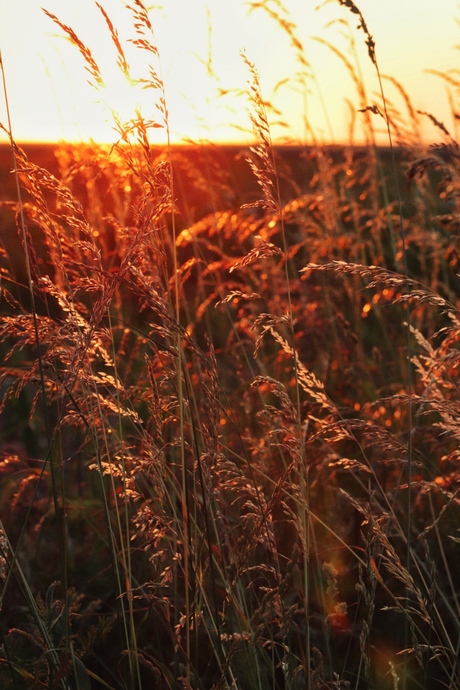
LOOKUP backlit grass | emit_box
[0,2,460,689]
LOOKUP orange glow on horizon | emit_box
[1,1,459,147]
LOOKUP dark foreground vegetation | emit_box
[1,1,460,689]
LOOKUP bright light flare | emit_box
[0,0,459,145]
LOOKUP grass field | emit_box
[1,1,460,689]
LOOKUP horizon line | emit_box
[0,137,401,149]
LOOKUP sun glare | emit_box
[0,0,459,145]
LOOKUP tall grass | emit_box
[1,1,460,689]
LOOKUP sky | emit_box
[0,0,459,146]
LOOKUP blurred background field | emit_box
[1,2,460,689]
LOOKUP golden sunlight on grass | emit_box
[1,2,460,689]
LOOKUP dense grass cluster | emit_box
[1,1,460,688]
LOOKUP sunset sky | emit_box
[0,0,458,145]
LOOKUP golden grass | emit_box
[0,2,460,689]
